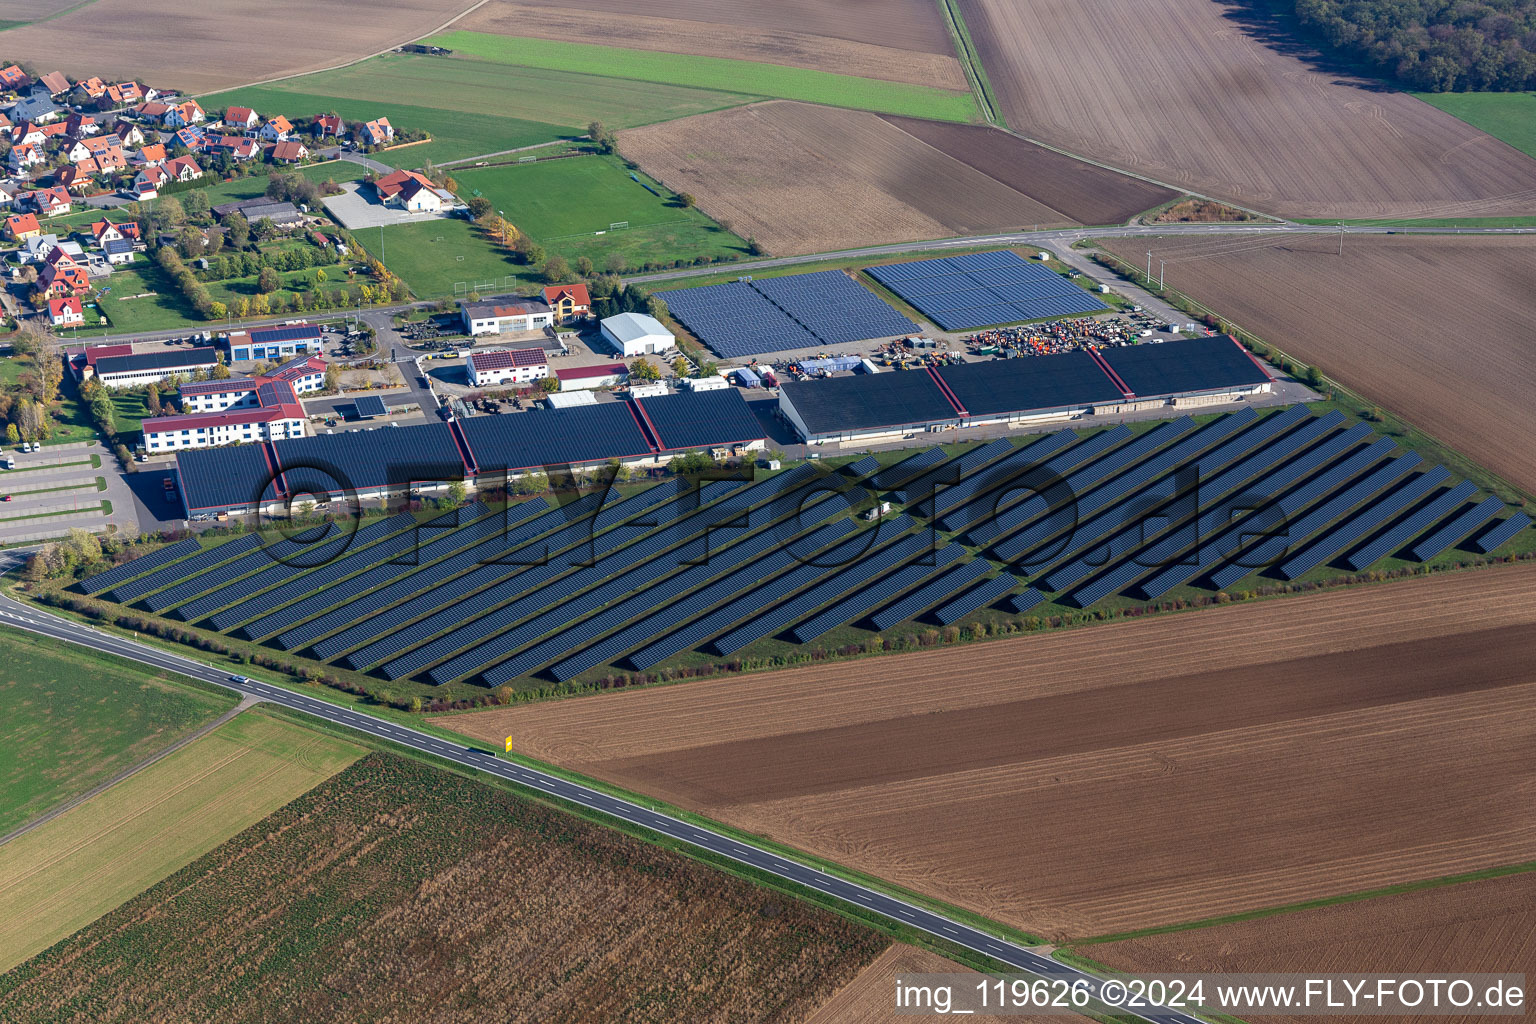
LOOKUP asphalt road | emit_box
[0,584,1199,1024]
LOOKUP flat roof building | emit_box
[466,347,549,387]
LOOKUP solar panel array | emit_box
[1472,512,1531,555]
[789,543,968,644]
[107,533,266,603]
[663,271,918,358]
[79,538,202,595]
[868,557,993,631]
[145,525,339,615]
[932,573,1018,625]
[1278,466,1448,580]
[1342,480,1477,570]
[1408,494,1503,563]
[865,250,1107,331]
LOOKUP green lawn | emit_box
[86,263,199,335]
[0,632,236,837]
[426,32,982,122]
[1418,91,1536,160]
[375,217,527,299]
[455,155,747,273]
[0,356,98,446]
[200,53,758,168]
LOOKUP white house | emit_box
[142,404,306,451]
[459,298,555,336]
[47,295,83,327]
[600,312,674,357]
[466,347,549,387]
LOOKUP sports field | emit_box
[0,710,363,971]
[201,53,759,168]
[455,155,746,270]
[426,32,982,122]
[0,634,235,837]
[375,217,525,299]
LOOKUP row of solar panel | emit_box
[145,525,339,613]
[106,532,266,603]
[79,538,202,595]
[864,249,1023,282]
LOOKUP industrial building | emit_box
[465,348,549,387]
[73,343,221,388]
[555,362,628,391]
[223,323,323,362]
[172,388,767,516]
[778,335,1273,444]
[600,312,673,356]
[459,298,555,336]
[177,355,327,412]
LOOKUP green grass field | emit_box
[1417,91,1536,160]
[455,155,747,273]
[0,632,236,837]
[375,217,527,299]
[201,53,759,168]
[427,32,982,122]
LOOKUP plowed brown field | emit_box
[959,0,1536,219]
[452,565,1536,940]
[1086,870,1536,1024]
[451,2,967,90]
[1102,233,1536,496]
[620,101,1159,254]
[0,0,478,93]
[807,945,1070,1024]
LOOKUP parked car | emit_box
[1,495,10,502]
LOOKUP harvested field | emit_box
[0,0,480,93]
[958,0,1536,219]
[474,0,957,56]
[451,2,967,90]
[0,711,362,972]
[881,116,1176,227]
[619,101,1080,255]
[452,564,1536,940]
[807,945,1063,1024]
[1101,233,1536,496]
[0,753,886,1023]
[1085,870,1536,1024]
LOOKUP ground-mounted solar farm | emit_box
[73,402,1531,704]
[865,250,1110,331]
[661,269,919,358]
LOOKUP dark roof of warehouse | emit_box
[459,401,652,472]
[177,443,275,511]
[638,389,764,450]
[94,346,220,376]
[938,351,1124,416]
[781,371,958,434]
[273,422,463,495]
[1099,335,1270,398]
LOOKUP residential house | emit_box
[135,142,167,165]
[64,112,98,136]
[257,114,293,142]
[0,112,10,130]
[134,100,170,121]
[206,135,258,161]
[102,236,135,265]
[37,258,90,298]
[542,283,591,323]
[12,90,60,124]
[55,164,96,193]
[312,113,342,137]
[162,100,205,129]
[466,347,549,387]
[7,143,44,173]
[165,155,203,181]
[47,295,84,327]
[129,165,166,199]
[62,137,95,162]
[91,147,127,174]
[0,65,28,90]
[172,125,206,150]
[29,187,71,217]
[114,121,144,146]
[6,212,41,241]
[35,71,70,97]
[353,116,393,147]
[0,182,17,207]
[372,168,450,212]
[266,140,308,164]
[107,81,144,105]
[222,105,258,129]
[10,122,44,147]
[76,77,107,99]
[90,220,125,246]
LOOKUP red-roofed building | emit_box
[29,186,72,217]
[353,116,393,147]
[554,362,628,391]
[372,167,450,212]
[47,295,84,327]
[37,259,91,298]
[223,105,258,129]
[165,155,203,181]
[64,112,98,136]
[163,99,205,129]
[36,71,71,96]
[459,297,555,335]
[114,120,144,146]
[266,139,309,164]
[466,347,549,387]
[0,65,28,89]
[313,113,343,137]
[142,403,306,451]
[135,141,166,166]
[258,114,293,142]
[76,76,107,98]
[542,283,591,322]
[5,212,40,241]
[134,100,170,121]
[108,81,144,105]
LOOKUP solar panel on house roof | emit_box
[354,395,387,418]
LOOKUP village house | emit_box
[0,65,28,89]
[135,141,167,166]
[372,168,451,212]
[75,76,107,99]
[37,255,90,299]
[163,99,205,129]
[266,139,308,164]
[542,283,592,323]
[107,81,144,105]
[35,71,71,97]
[353,116,393,147]
[6,212,41,241]
[8,143,45,172]
[28,187,71,217]
[64,112,98,136]
[113,120,144,147]
[135,100,170,122]
[47,295,84,327]
[313,113,343,137]
[206,134,259,161]
[222,105,258,129]
[258,115,293,142]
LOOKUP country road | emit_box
[0,578,1200,1024]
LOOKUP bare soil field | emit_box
[619,101,1081,254]
[807,945,1065,1024]
[881,116,1176,226]
[485,0,956,56]
[0,754,885,1023]
[1102,233,1536,496]
[0,0,479,93]
[1086,870,1536,1024]
[452,564,1536,940]
[451,2,967,90]
[958,0,1536,219]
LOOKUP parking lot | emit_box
[0,447,115,545]
[319,182,458,231]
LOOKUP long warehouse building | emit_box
[778,335,1274,444]
[173,389,767,516]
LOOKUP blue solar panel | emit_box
[915,430,1081,519]
[80,538,202,595]
[890,438,1015,504]
[1408,495,1504,562]
[1278,466,1448,580]
[866,251,1107,328]
[107,533,266,603]
[789,543,967,643]
[1343,480,1477,570]
[1004,588,1045,614]
[932,573,1017,625]
[1471,512,1531,554]
[152,525,339,616]
[867,558,994,631]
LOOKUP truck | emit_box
[759,368,779,388]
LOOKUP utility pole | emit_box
[1338,220,1344,257]
[1146,250,1153,285]
[1159,260,1165,290]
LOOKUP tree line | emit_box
[1292,0,1536,90]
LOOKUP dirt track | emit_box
[1102,233,1536,496]
[620,101,1096,254]
[959,0,1536,219]
[0,0,479,92]
[453,2,968,90]
[1087,870,1536,1024]
[452,565,1536,940]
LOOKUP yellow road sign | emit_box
[505,736,514,753]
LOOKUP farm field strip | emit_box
[425,32,981,122]
[449,563,1536,938]
[0,711,363,972]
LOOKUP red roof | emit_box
[48,296,82,317]
[555,362,628,380]
[543,283,591,307]
[6,212,40,235]
[143,404,303,434]
[82,343,133,366]
[469,348,547,371]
